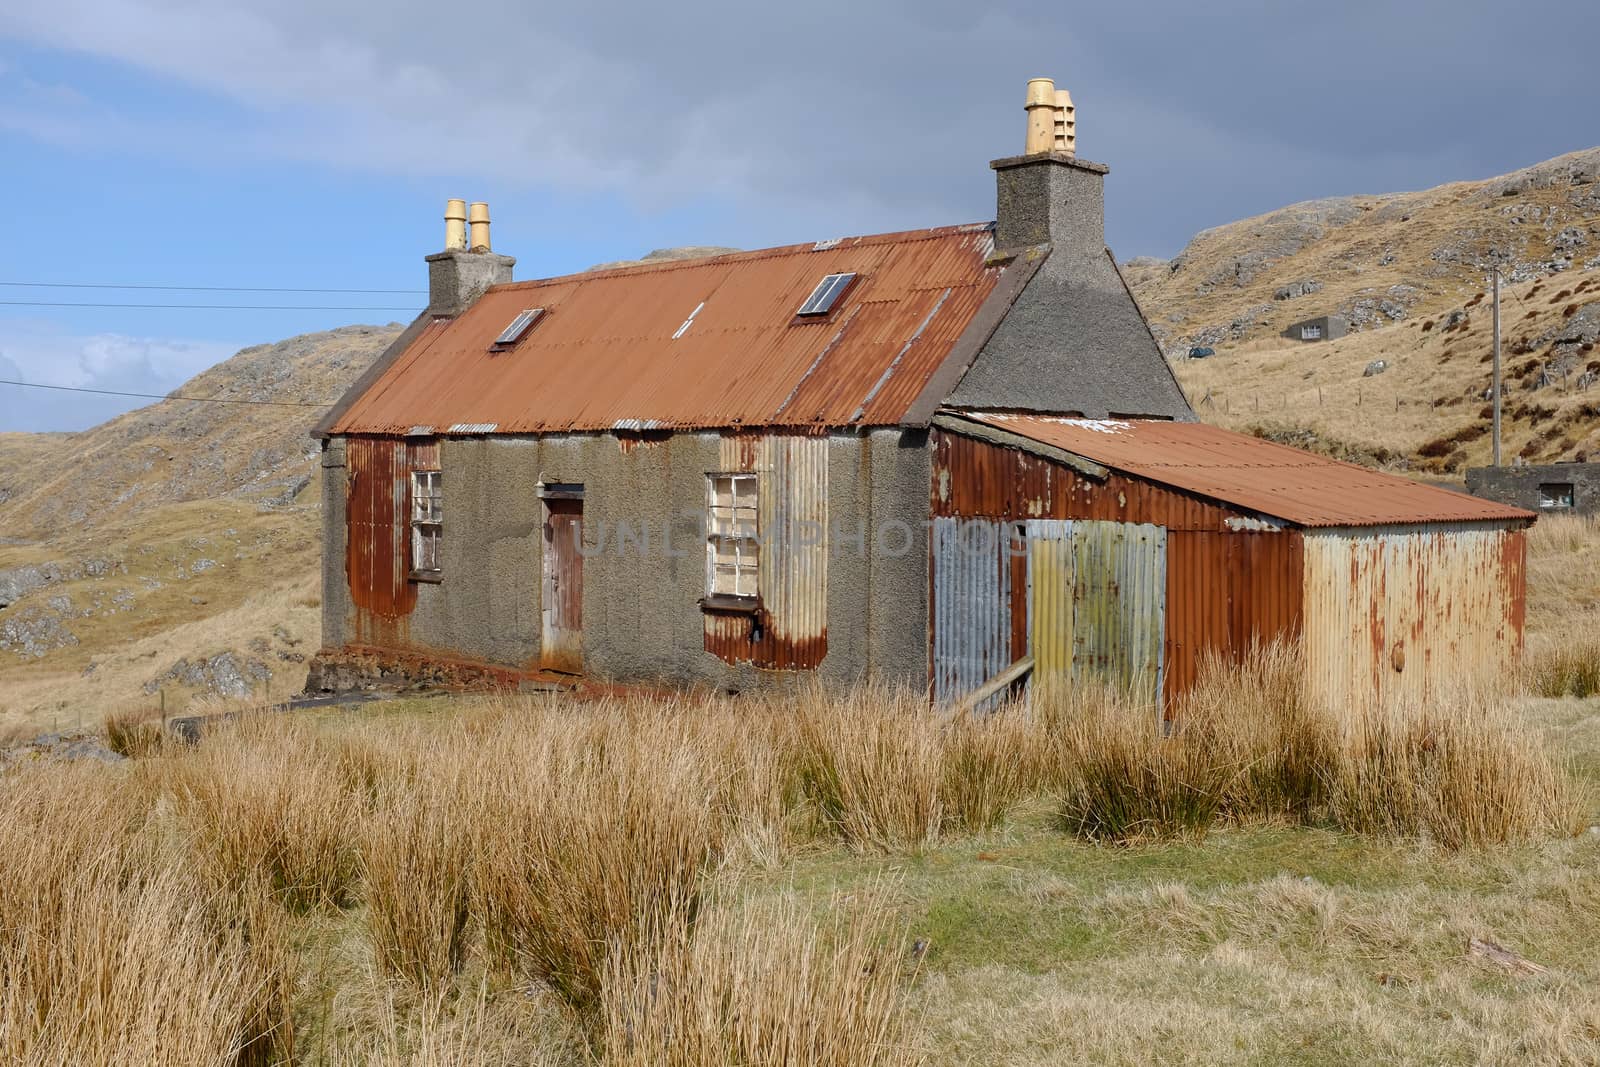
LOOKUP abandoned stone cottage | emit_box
[309,78,1533,709]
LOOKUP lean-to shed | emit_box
[927,412,1532,710]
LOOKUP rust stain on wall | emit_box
[1300,524,1527,709]
[344,435,435,651]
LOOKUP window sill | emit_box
[699,594,758,615]
[409,570,443,584]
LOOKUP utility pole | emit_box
[1492,268,1502,466]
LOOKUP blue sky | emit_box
[2,0,1595,431]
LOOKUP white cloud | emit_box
[2,0,1593,254]
[0,322,238,431]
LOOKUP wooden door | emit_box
[541,499,584,673]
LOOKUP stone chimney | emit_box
[426,199,515,316]
[991,77,1107,262]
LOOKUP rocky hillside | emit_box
[1129,148,1600,471]
[0,325,398,734]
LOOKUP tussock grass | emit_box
[103,706,166,758]
[602,890,922,1067]
[0,664,1588,1064]
[796,686,945,851]
[1050,644,1580,847]
[473,708,724,1015]
[167,712,362,911]
[362,759,477,990]
[0,764,294,1066]
[1524,632,1600,698]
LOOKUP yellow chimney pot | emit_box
[468,202,492,252]
[1024,77,1056,155]
[1052,88,1076,156]
[444,199,468,251]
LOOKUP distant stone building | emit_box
[1466,462,1600,516]
[1282,314,1348,342]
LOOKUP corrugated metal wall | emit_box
[1073,521,1166,701]
[933,429,1299,706]
[704,433,830,669]
[931,517,1012,706]
[345,435,433,649]
[932,429,1245,531]
[1023,520,1165,703]
[1025,520,1074,679]
[1301,524,1526,709]
[1162,530,1304,705]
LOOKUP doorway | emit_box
[540,490,584,673]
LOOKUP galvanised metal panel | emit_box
[1301,524,1526,710]
[931,517,1011,707]
[759,434,829,668]
[1070,520,1166,704]
[1024,519,1074,680]
[704,433,829,670]
[331,225,1003,435]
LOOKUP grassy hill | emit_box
[0,325,399,734]
[1128,147,1600,471]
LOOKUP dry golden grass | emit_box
[472,707,725,1015]
[362,760,477,990]
[0,763,294,1066]
[1047,645,1579,847]
[602,889,921,1067]
[167,713,362,911]
[0,666,1591,1066]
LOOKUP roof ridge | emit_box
[492,221,997,291]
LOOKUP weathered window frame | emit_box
[1301,324,1323,340]
[410,468,443,580]
[705,472,758,605]
[1537,482,1575,510]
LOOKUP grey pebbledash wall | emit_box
[951,153,1194,421]
[319,429,933,691]
[1465,462,1600,516]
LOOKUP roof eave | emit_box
[312,310,442,440]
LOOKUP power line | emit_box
[1,300,416,311]
[0,378,333,408]
[1,281,424,295]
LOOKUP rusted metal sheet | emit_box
[931,517,1012,707]
[1068,521,1166,702]
[540,499,584,673]
[948,413,1535,528]
[330,225,1003,435]
[936,430,1305,706]
[932,427,1245,531]
[345,436,418,649]
[704,433,829,670]
[1300,524,1526,709]
[1161,530,1304,708]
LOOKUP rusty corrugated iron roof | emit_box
[330,224,1004,435]
[947,412,1535,527]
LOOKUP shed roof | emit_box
[328,224,1006,435]
[946,412,1534,528]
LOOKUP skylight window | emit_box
[796,273,856,316]
[490,308,544,349]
